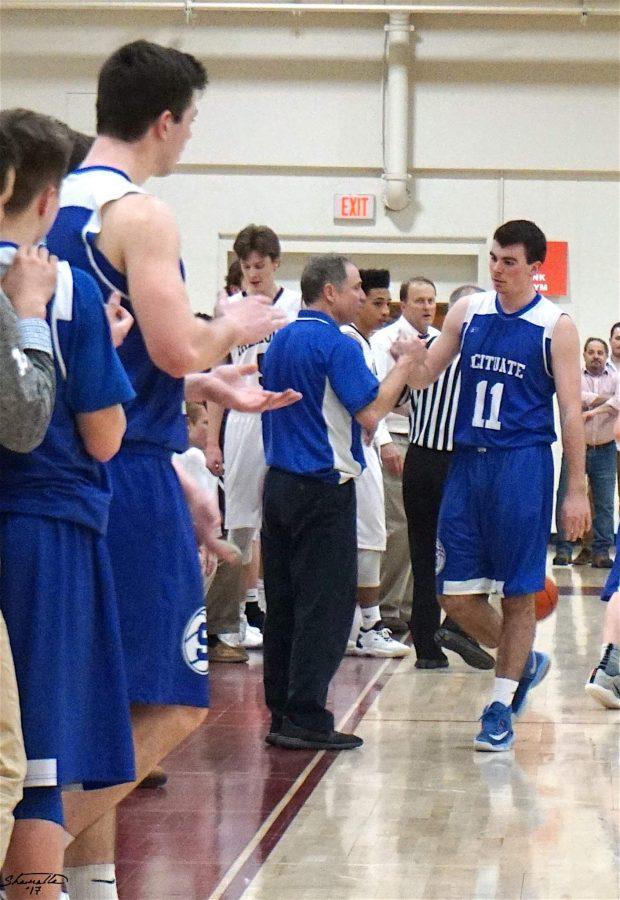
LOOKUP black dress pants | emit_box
[402,444,452,659]
[262,468,357,733]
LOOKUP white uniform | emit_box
[224,287,301,531]
[341,325,388,553]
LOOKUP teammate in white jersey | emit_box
[343,269,411,658]
[401,220,590,751]
[206,225,301,632]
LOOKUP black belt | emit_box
[586,440,615,450]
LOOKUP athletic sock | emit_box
[244,587,258,605]
[64,864,118,899]
[360,605,381,631]
[490,677,519,708]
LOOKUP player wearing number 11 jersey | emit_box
[404,220,590,752]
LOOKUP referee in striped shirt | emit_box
[403,283,495,670]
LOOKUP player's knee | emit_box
[439,594,464,618]
[14,786,64,826]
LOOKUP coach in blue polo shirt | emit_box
[261,254,417,751]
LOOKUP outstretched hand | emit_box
[218,294,289,346]
[185,365,302,413]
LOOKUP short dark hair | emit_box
[448,283,484,308]
[400,276,436,303]
[67,131,95,172]
[0,109,71,215]
[185,400,207,425]
[360,269,390,295]
[301,254,350,306]
[610,322,620,340]
[233,224,281,262]
[493,219,547,264]
[97,40,207,141]
[584,337,609,355]
[225,258,243,295]
[0,125,19,198]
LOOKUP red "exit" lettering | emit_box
[335,194,375,220]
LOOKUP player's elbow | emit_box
[355,406,379,434]
[78,407,127,462]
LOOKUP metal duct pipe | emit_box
[2,2,620,14]
[383,12,412,212]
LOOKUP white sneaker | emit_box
[354,625,412,658]
[585,666,620,708]
[345,639,358,656]
[240,614,263,648]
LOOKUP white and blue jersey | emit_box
[46,166,208,708]
[0,242,135,530]
[455,291,562,449]
[0,243,135,791]
[46,166,188,453]
[437,291,565,598]
[262,309,379,484]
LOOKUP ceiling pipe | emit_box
[3,1,619,14]
[383,12,412,212]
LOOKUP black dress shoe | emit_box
[415,655,449,670]
[269,718,363,751]
[434,626,495,670]
[379,616,408,636]
[552,551,572,566]
[592,553,613,568]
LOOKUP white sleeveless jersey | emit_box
[223,286,301,531]
[341,324,387,552]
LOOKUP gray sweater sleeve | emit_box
[0,290,56,453]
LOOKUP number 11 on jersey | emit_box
[472,380,504,431]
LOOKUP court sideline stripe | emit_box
[210,654,404,900]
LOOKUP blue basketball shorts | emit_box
[0,513,135,790]
[107,448,209,708]
[436,444,554,599]
[601,530,620,602]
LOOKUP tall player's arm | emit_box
[552,314,591,541]
[104,194,288,376]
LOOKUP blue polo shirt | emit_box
[261,309,379,483]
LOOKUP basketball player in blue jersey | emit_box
[0,110,136,899]
[400,220,590,752]
[45,42,300,899]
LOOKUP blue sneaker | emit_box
[511,651,550,717]
[474,702,514,752]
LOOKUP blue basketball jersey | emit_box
[0,243,134,534]
[46,166,188,453]
[454,291,564,449]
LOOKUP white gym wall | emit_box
[0,3,618,339]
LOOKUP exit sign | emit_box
[334,194,375,221]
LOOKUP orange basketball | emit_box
[535,576,559,620]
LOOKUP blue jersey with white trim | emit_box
[46,166,188,453]
[454,291,563,449]
[0,242,135,533]
[262,310,379,483]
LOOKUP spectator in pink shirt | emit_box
[554,337,617,567]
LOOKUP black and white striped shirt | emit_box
[409,336,461,452]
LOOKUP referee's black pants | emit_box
[262,467,357,734]
[402,444,452,660]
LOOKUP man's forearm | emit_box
[372,362,411,422]
[0,296,55,452]
[560,404,587,493]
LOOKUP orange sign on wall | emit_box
[533,241,568,297]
